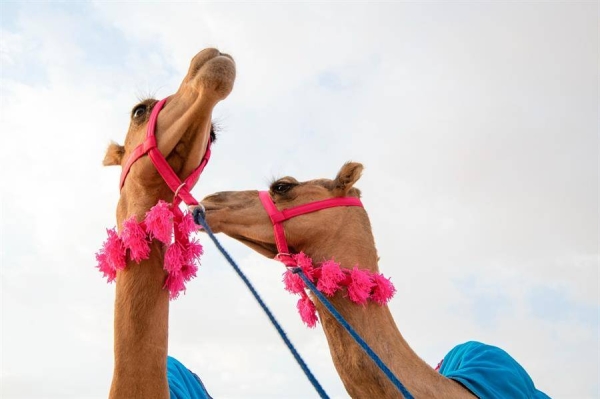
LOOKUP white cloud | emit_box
[1,2,597,399]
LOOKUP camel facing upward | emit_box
[101,48,235,399]
[199,162,550,399]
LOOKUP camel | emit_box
[98,48,235,398]
[198,162,550,399]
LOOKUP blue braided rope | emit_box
[192,209,329,399]
[293,268,414,399]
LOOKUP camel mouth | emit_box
[194,204,222,232]
[199,204,219,213]
[202,53,235,69]
[217,52,234,62]
[235,236,279,258]
[192,48,234,69]
[189,49,236,98]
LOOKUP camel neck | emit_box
[299,212,456,398]
[109,200,171,398]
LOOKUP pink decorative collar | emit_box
[96,200,202,299]
[282,252,396,328]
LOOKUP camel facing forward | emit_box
[199,162,550,399]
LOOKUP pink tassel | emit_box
[297,295,318,328]
[180,262,198,281]
[317,260,345,296]
[121,217,150,262]
[164,243,184,273]
[294,252,315,281]
[184,239,204,264]
[164,272,186,299]
[145,200,173,243]
[96,206,206,300]
[371,273,396,305]
[283,270,305,294]
[178,212,198,237]
[96,252,116,282]
[96,228,126,282]
[96,252,117,283]
[347,266,375,304]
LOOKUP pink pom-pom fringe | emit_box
[185,239,204,264]
[178,212,198,237]
[317,260,345,296]
[297,294,318,328]
[97,207,204,300]
[371,274,396,305]
[283,270,305,294]
[347,266,375,305]
[164,272,186,299]
[281,252,396,327]
[121,216,150,262]
[293,252,315,281]
[164,243,184,273]
[180,262,198,281]
[145,201,174,244]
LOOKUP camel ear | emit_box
[333,162,363,196]
[103,142,125,166]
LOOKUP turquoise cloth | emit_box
[439,341,551,399]
[167,356,211,399]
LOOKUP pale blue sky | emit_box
[1,1,598,398]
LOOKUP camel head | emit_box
[200,162,378,268]
[201,163,411,399]
[104,48,236,223]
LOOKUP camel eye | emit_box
[272,182,293,194]
[132,104,147,119]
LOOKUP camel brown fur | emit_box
[200,162,476,398]
[103,48,235,399]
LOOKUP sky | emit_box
[1,1,598,398]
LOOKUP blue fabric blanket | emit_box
[439,341,551,399]
[168,342,551,398]
[167,356,211,399]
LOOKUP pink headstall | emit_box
[97,97,211,299]
[258,191,363,265]
[119,97,211,206]
[258,191,396,327]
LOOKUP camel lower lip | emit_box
[192,49,235,75]
[217,53,234,62]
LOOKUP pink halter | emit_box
[96,97,213,299]
[258,191,363,266]
[258,191,396,328]
[119,97,211,207]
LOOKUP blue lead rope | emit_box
[192,209,330,399]
[293,269,414,399]
[193,208,413,399]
